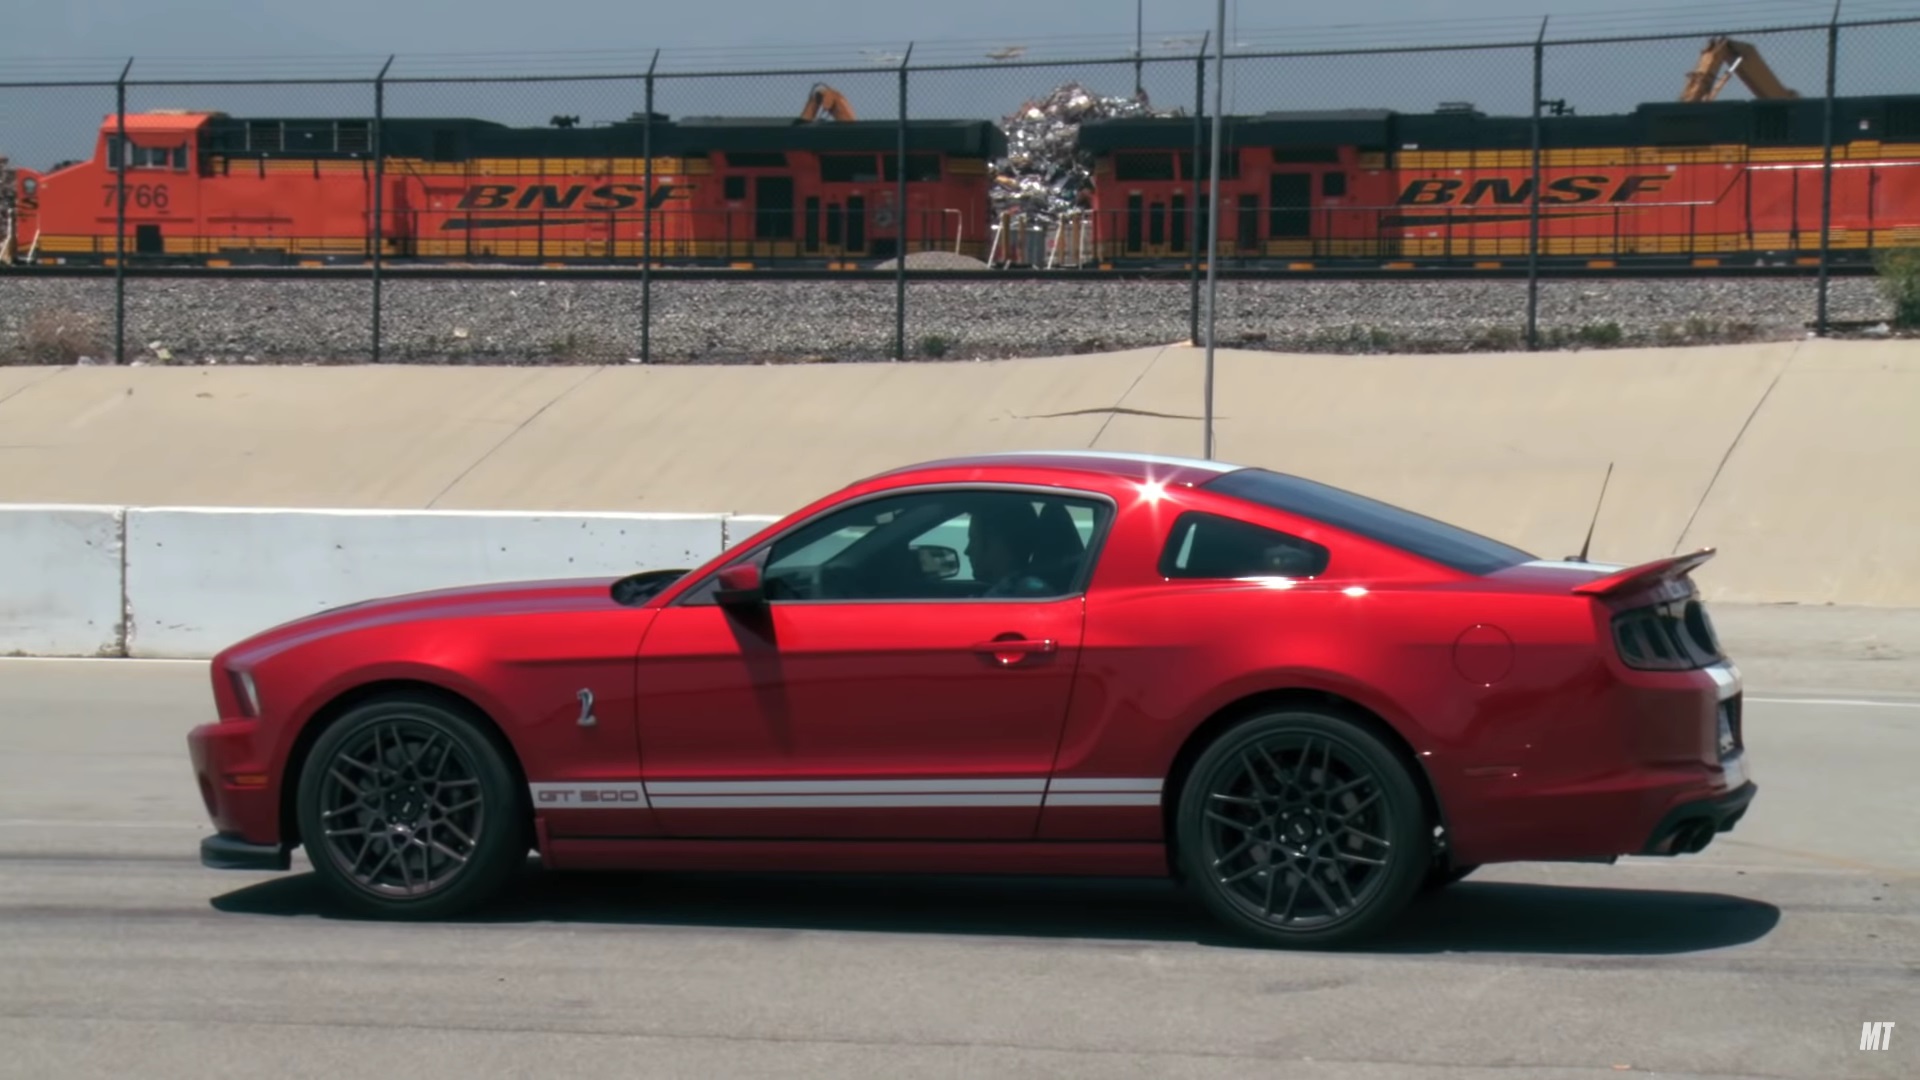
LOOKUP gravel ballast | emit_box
[0,274,1900,365]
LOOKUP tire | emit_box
[1175,708,1432,949]
[1422,861,1478,892]
[295,691,528,919]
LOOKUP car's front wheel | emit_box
[295,691,528,919]
[1175,708,1431,948]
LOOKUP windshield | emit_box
[1202,468,1536,575]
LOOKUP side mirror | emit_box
[713,563,765,608]
[915,544,961,579]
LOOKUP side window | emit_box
[750,488,1110,602]
[1159,511,1330,580]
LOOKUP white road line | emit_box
[0,656,206,666]
[0,819,209,829]
[1746,696,1920,709]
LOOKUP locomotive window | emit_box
[1177,151,1241,181]
[1114,152,1175,181]
[821,155,878,182]
[1272,146,1342,164]
[724,176,748,200]
[1887,102,1920,140]
[881,153,941,182]
[727,152,788,168]
[110,139,184,171]
[1322,172,1347,198]
[1751,104,1791,145]
[337,121,371,154]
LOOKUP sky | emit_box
[4,0,1919,169]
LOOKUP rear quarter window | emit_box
[1202,469,1534,575]
[1159,511,1331,579]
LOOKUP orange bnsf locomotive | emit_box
[3,108,1005,266]
[5,91,1920,270]
[1065,93,1920,268]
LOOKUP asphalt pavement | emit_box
[0,658,1914,1079]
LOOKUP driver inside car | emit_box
[963,495,1053,598]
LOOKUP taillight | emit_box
[1612,598,1722,671]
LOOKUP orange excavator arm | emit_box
[800,83,856,122]
[1681,35,1800,102]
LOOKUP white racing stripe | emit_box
[1047,777,1163,793]
[645,778,1048,795]
[1043,793,1162,807]
[528,777,1164,810]
[650,794,1045,809]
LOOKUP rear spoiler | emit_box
[1570,548,1716,598]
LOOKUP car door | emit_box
[633,484,1113,841]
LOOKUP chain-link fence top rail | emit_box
[4,3,1917,272]
[5,3,1918,146]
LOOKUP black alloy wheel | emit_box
[1423,861,1480,892]
[296,692,527,918]
[1176,709,1430,948]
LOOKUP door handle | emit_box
[972,636,1057,665]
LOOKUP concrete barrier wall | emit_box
[0,505,126,657]
[2,338,1917,632]
[123,508,741,658]
[0,505,766,659]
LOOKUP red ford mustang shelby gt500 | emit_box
[188,451,1754,947]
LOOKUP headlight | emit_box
[229,669,262,717]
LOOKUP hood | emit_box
[218,576,623,667]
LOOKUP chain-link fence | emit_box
[3,9,1917,366]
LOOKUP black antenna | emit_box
[1570,461,1614,563]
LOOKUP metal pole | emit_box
[1527,19,1547,351]
[1190,35,1206,345]
[1135,0,1145,97]
[114,58,131,364]
[643,50,658,364]
[372,55,392,364]
[895,44,912,361]
[1816,2,1841,336]
[1203,3,1223,459]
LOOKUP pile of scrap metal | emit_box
[989,83,1183,228]
[0,158,15,263]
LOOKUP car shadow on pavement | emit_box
[211,863,1781,955]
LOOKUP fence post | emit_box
[642,50,658,365]
[1203,14,1224,460]
[1190,36,1207,345]
[114,58,131,365]
[372,55,392,364]
[1527,20,1546,352]
[895,44,912,361]
[1817,3,1841,336]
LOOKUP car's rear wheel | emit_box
[1423,861,1478,892]
[295,692,527,919]
[1175,708,1431,949]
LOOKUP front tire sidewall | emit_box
[1177,710,1430,949]
[295,695,526,919]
